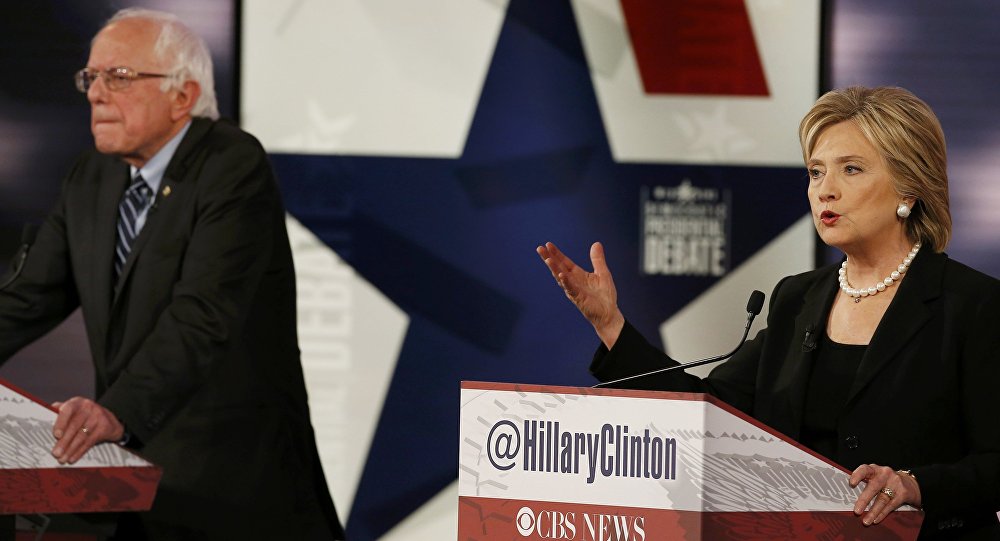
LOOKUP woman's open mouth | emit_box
[820,210,840,225]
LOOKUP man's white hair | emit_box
[103,8,220,120]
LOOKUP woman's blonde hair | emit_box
[799,86,951,251]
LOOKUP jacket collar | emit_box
[111,117,215,302]
[162,117,214,183]
[782,248,946,430]
[845,248,944,405]
[786,263,839,433]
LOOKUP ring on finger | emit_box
[81,426,89,434]
[880,487,895,499]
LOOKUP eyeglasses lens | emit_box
[74,70,96,93]
[74,68,136,93]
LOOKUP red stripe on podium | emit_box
[0,466,161,514]
[458,496,922,540]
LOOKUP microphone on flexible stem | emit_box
[594,290,766,389]
[0,224,38,291]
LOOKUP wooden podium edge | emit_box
[0,377,163,515]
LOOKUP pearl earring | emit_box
[896,203,911,219]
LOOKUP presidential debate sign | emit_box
[458,382,922,541]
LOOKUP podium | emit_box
[458,381,922,540]
[0,378,161,538]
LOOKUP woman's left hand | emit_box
[849,464,922,526]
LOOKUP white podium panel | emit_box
[458,381,921,540]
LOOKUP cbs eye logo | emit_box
[513,506,579,539]
[516,506,535,536]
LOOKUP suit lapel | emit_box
[845,250,942,405]
[783,270,838,434]
[83,160,129,388]
[111,118,213,306]
[93,163,129,321]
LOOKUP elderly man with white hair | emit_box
[0,8,344,540]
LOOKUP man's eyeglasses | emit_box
[74,67,170,93]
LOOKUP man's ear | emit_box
[170,80,201,121]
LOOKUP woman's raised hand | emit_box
[537,241,625,349]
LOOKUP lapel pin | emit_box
[162,185,172,197]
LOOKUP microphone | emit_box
[594,290,766,388]
[0,224,38,291]
[802,324,817,352]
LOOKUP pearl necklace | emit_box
[838,242,921,303]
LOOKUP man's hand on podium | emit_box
[50,397,125,464]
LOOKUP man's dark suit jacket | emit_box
[592,249,1000,539]
[0,118,345,539]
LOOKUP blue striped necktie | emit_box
[114,173,153,278]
